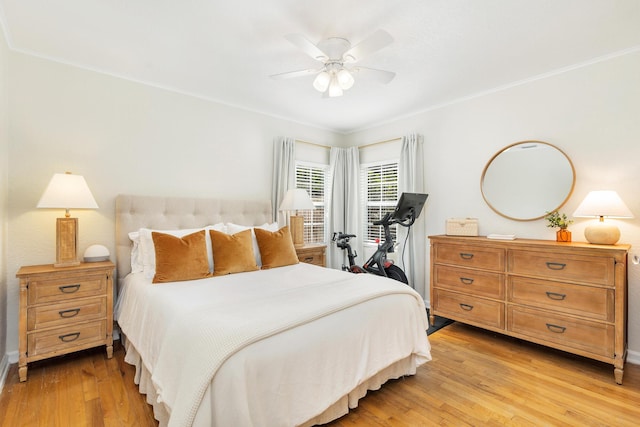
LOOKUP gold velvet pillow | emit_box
[151,230,211,283]
[209,229,259,276]
[254,226,299,269]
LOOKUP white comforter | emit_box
[116,263,431,427]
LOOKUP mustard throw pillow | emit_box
[210,229,259,276]
[254,226,299,269]
[152,230,211,283]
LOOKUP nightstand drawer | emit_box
[297,252,323,266]
[27,320,107,358]
[27,296,107,330]
[295,244,326,267]
[507,306,614,357]
[28,274,106,305]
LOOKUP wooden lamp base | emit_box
[55,217,80,267]
[289,215,305,247]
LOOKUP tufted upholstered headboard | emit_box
[115,194,272,288]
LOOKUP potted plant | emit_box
[544,211,573,242]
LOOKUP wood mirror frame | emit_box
[480,141,575,221]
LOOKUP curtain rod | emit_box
[295,137,402,150]
[295,139,331,149]
[357,137,402,149]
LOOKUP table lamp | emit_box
[278,189,315,246]
[572,190,633,245]
[37,172,99,267]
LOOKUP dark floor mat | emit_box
[426,312,454,335]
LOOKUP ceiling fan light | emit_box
[328,77,343,97]
[337,69,354,90]
[313,71,331,92]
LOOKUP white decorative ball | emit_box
[84,244,110,262]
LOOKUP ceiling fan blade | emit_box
[284,34,329,62]
[351,66,396,84]
[342,29,393,63]
[270,68,321,80]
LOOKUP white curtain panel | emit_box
[398,133,426,295]
[326,147,360,270]
[272,136,296,225]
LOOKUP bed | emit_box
[114,194,431,427]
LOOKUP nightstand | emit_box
[295,244,326,267]
[16,261,115,382]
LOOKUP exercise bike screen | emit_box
[392,192,428,221]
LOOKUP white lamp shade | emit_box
[573,190,633,218]
[278,189,315,212]
[37,173,98,210]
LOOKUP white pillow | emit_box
[137,223,226,279]
[225,222,279,267]
[128,231,143,273]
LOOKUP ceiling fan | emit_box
[270,29,396,97]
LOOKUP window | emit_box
[296,162,327,243]
[360,161,399,244]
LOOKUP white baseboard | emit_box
[627,349,640,365]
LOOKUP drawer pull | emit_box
[58,308,80,318]
[545,323,566,334]
[459,303,474,311]
[304,257,314,262]
[459,277,474,285]
[545,262,566,270]
[59,284,81,293]
[459,253,474,260]
[545,291,566,301]
[58,332,80,342]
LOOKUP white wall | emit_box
[0,20,9,386]
[345,51,640,361]
[4,50,342,356]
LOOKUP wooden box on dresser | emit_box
[429,235,630,384]
[16,261,115,382]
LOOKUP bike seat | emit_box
[337,233,357,239]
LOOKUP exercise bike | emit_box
[333,192,428,285]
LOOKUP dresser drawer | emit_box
[508,277,613,321]
[28,274,106,305]
[27,320,107,358]
[27,296,107,331]
[434,244,504,271]
[434,265,504,299]
[509,250,614,286]
[507,306,614,358]
[433,289,504,329]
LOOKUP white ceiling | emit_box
[1,0,640,133]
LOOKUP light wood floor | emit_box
[1,323,639,426]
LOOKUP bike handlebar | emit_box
[372,210,417,228]
[332,232,356,242]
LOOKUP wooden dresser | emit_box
[429,235,630,384]
[16,261,115,382]
[295,243,327,267]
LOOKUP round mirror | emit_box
[481,141,575,221]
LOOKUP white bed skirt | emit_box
[123,336,419,427]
